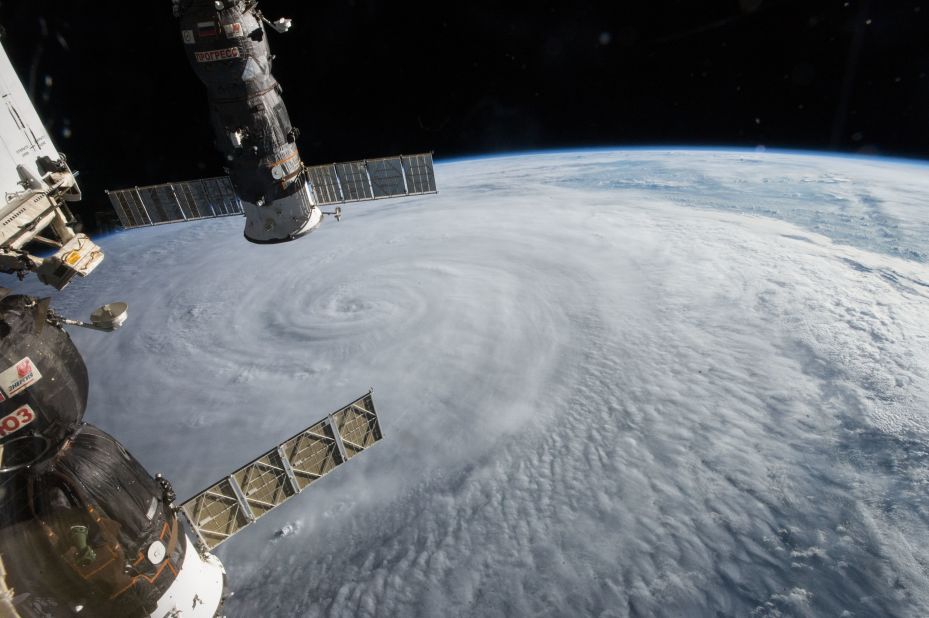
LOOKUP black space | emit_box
[0,0,926,230]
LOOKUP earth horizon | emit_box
[12,148,929,617]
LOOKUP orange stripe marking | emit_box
[269,149,299,169]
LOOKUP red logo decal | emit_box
[16,359,31,378]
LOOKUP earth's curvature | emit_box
[40,149,929,617]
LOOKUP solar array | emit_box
[304,153,436,204]
[106,176,243,229]
[179,391,383,550]
[107,153,436,230]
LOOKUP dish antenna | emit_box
[47,301,129,332]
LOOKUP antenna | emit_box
[47,302,129,332]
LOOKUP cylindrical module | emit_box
[0,293,226,617]
[176,0,322,243]
[24,425,188,615]
[1,424,225,617]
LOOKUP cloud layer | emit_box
[36,151,929,617]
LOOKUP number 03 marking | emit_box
[0,405,37,438]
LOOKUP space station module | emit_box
[0,291,226,617]
[106,1,436,239]
[0,45,102,289]
[174,0,322,243]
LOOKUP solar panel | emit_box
[306,152,437,206]
[108,153,436,228]
[367,156,407,198]
[403,153,437,194]
[108,190,151,228]
[179,391,382,550]
[106,176,243,229]
[334,160,373,202]
[304,164,343,205]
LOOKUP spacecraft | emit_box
[0,302,383,617]
[0,45,102,290]
[106,0,437,242]
[0,1,434,616]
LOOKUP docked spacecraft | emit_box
[0,1,419,616]
[175,0,321,243]
[106,0,437,242]
[0,291,226,617]
[0,291,383,617]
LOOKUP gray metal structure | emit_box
[0,43,104,289]
[107,154,436,230]
[179,391,383,550]
[175,0,317,243]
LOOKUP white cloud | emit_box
[33,151,929,617]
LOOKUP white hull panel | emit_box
[151,535,226,618]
